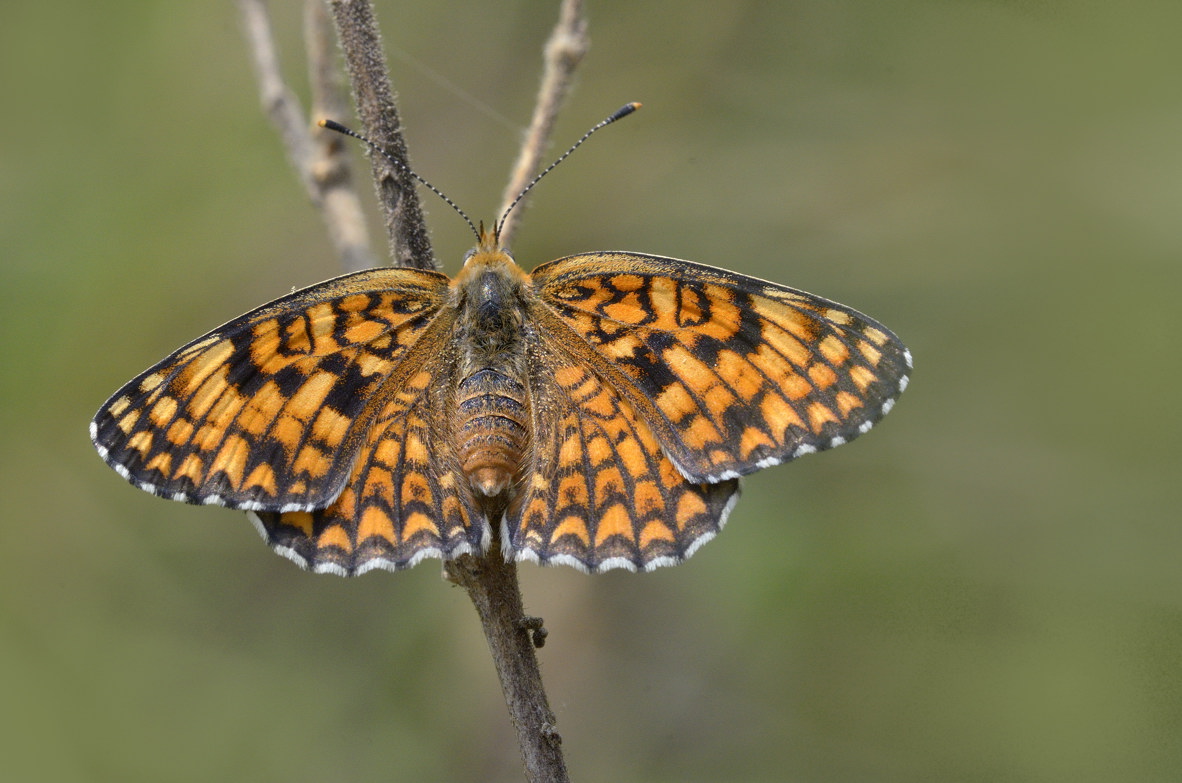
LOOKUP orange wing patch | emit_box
[531,252,912,483]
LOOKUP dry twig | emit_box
[445,549,569,782]
[496,0,589,246]
[327,0,436,271]
[304,0,373,272]
[237,0,374,271]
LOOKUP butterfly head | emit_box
[458,224,528,297]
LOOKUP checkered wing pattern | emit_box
[506,334,739,572]
[250,320,488,575]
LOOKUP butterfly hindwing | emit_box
[250,317,488,575]
[531,252,912,483]
[505,333,739,572]
[91,267,452,513]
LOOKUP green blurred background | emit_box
[3,1,1181,780]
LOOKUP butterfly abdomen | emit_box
[450,252,535,498]
[456,368,529,496]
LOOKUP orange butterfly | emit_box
[92,109,910,575]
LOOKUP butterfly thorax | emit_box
[451,247,533,499]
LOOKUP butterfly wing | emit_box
[91,267,454,513]
[531,252,911,483]
[505,334,739,572]
[250,324,488,575]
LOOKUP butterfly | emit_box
[91,108,911,576]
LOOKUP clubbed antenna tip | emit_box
[609,102,642,122]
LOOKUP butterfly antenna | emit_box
[494,102,642,240]
[319,119,481,242]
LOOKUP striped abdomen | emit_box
[456,368,529,497]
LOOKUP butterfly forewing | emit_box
[91,267,452,512]
[531,252,912,483]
